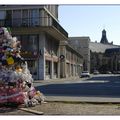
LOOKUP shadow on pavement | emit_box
[0,107,17,114]
[0,102,21,114]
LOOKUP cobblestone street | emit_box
[1,102,120,115]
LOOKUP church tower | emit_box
[100,29,109,44]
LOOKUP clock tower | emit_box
[100,29,109,44]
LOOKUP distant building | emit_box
[69,29,120,73]
[105,48,120,72]
[90,29,120,73]
[69,37,90,72]
[90,42,120,73]
[59,41,83,78]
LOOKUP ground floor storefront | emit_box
[13,30,83,80]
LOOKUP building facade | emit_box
[69,37,90,72]
[90,29,120,73]
[69,29,120,74]
[59,41,83,78]
[105,48,120,72]
[90,42,120,73]
[0,5,83,80]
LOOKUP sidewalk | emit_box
[34,76,80,83]
[45,95,120,104]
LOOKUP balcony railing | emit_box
[0,17,68,38]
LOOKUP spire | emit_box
[100,29,109,44]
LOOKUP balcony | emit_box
[0,17,68,38]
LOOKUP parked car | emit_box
[93,70,99,75]
[112,71,120,74]
[80,71,90,78]
[106,71,112,74]
[117,71,120,74]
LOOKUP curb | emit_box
[45,96,120,104]
[46,100,120,104]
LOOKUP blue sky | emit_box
[58,5,120,45]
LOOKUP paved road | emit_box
[35,74,120,97]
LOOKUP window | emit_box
[29,9,39,26]
[5,10,12,26]
[0,11,6,20]
[27,60,37,75]
[54,62,57,74]
[0,11,6,27]
[52,40,58,56]
[46,61,51,75]
[21,35,29,51]
[21,35,38,52]
[66,50,70,60]
[66,63,70,75]
[13,10,21,26]
[22,9,29,26]
[45,36,59,56]
[29,35,38,51]
[45,38,51,54]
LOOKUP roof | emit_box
[105,48,120,54]
[69,36,90,41]
[90,42,120,53]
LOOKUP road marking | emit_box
[86,80,108,83]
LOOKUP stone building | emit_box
[90,42,119,73]
[59,41,83,78]
[0,5,83,80]
[69,37,90,72]
[69,29,120,74]
[105,48,120,72]
[90,29,120,73]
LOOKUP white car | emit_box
[93,70,99,75]
[81,71,90,78]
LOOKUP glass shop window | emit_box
[29,35,38,51]
[54,62,58,74]
[21,35,38,51]
[27,60,37,75]
[21,35,29,51]
[46,60,51,75]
